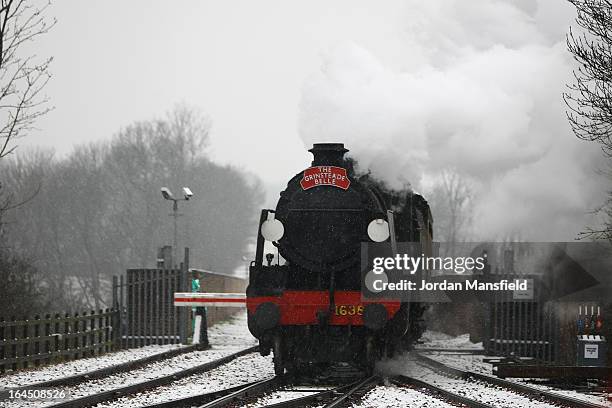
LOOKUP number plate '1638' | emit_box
[334,305,364,316]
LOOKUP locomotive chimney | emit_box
[309,143,349,166]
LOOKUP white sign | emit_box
[513,278,534,300]
[584,344,599,359]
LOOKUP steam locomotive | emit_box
[246,143,433,375]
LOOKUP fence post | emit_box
[54,313,61,364]
[33,315,41,367]
[22,316,29,370]
[178,248,191,345]
[88,310,94,357]
[111,275,121,351]
[119,274,124,349]
[44,314,51,366]
[127,270,133,349]
[153,269,159,345]
[112,275,118,310]
[178,267,188,345]
[195,307,209,348]
[0,316,5,374]
[62,313,69,360]
[147,269,153,346]
[74,312,80,360]
[10,316,16,372]
[161,268,167,345]
[111,307,120,351]
[105,308,111,353]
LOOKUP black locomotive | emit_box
[247,143,433,375]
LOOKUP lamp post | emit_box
[161,187,193,265]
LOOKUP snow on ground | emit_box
[422,351,612,407]
[417,330,483,350]
[0,311,255,390]
[205,310,257,352]
[241,387,330,408]
[0,311,258,408]
[415,330,611,407]
[348,384,456,408]
[421,351,492,374]
[95,353,273,408]
[376,353,561,408]
[0,344,188,390]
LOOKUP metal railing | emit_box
[113,268,190,349]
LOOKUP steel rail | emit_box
[392,375,495,408]
[321,375,379,408]
[140,381,259,408]
[257,382,357,408]
[148,379,357,408]
[198,376,280,408]
[0,344,202,401]
[415,352,608,408]
[44,345,258,408]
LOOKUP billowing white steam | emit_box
[298,0,607,240]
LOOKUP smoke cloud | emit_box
[298,0,607,240]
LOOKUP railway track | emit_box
[0,346,259,408]
[0,344,202,401]
[140,375,378,408]
[138,373,502,408]
[415,352,610,408]
[5,345,607,408]
[49,346,258,408]
[391,375,494,408]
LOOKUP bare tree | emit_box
[565,1,612,239]
[2,105,263,311]
[0,0,54,159]
[429,169,473,252]
[0,0,53,245]
[577,189,612,240]
[565,0,612,153]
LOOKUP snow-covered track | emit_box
[415,352,609,408]
[246,378,374,408]
[43,346,258,408]
[0,344,200,401]
[138,377,281,408]
[170,375,377,408]
[256,385,352,408]
[139,381,267,408]
[392,375,495,408]
[153,377,372,408]
[319,375,378,408]
[198,377,279,408]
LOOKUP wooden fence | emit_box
[0,309,116,373]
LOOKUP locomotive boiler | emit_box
[246,143,433,375]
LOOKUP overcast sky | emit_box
[21,0,609,240]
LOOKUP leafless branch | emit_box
[566,0,612,240]
[0,0,54,159]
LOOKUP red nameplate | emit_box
[300,166,350,190]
